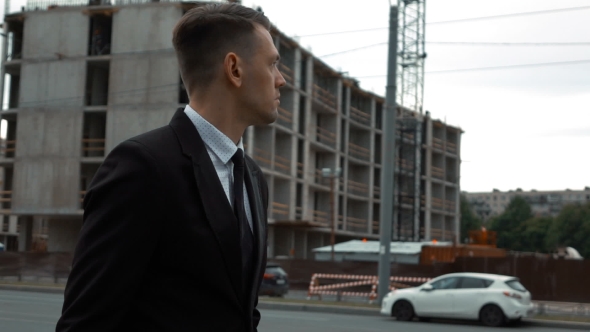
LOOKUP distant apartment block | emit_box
[0,1,462,257]
[466,187,590,222]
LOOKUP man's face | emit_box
[239,25,286,126]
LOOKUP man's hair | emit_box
[172,3,271,91]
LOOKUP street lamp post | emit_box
[322,167,341,262]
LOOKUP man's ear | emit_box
[224,52,242,88]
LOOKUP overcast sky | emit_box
[239,0,590,193]
[2,0,589,193]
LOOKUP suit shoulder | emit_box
[126,125,176,149]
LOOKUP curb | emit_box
[0,283,65,294]
[523,318,590,330]
[259,300,590,330]
[258,301,381,317]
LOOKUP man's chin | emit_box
[264,109,279,124]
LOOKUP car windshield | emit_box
[505,279,527,292]
[266,266,287,275]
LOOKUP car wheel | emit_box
[392,300,414,321]
[480,304,506,327]
[418,317,430,322]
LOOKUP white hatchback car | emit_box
[380,272,534,327]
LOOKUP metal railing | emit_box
[81,138,105,157]
[273,154,291,175]
[349,106,370,126]
[0,140,16,158]
[252,147,272,169]
[312,84,337,110]
[348,142,370,160]
[271,202,289,220]
[277,107,293,128]
[279,63,295,86]
[311,125,336,148]
[347,179,369,197]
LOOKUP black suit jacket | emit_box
[56,109,269,332]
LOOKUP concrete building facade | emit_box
[1,1,462,258]
[466,187,590,222]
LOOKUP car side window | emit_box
[459,277,492,289]
[431,277,460,290]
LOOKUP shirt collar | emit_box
[183,105,244,164]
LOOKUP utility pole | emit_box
[377,4,398,304]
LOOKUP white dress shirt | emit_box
[184,105,253,232]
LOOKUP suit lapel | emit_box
[244,159,266,311]
[169,108,243,302]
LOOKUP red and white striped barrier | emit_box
[307,273,433,304]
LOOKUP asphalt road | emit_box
[258,309,572,332]
[0,289,577,332]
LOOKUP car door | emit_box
[413,276,460,318]
[452,277,493,319]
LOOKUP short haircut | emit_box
[172,3,271,91]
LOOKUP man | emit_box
[56,3,285,331]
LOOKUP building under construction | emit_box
[0,1,462,258]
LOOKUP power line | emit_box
[427,59,590,74]
[318,42,387,57]
[315,41,590,59]
[296,5,590,38]
[353,59,590,78]
[428,5,590,25]
[427,41,590,46]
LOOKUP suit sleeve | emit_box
[252,172,269,331]
[56,140,163,332]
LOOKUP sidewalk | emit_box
[2,281,590,330]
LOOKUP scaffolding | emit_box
[397,0,426,114]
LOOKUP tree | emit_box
[518,217,552,253]
[460,194,482,243]
[546,202,590,258]
[490,196,533,251]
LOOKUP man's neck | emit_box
[188,100,245,145]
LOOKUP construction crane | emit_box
[397,0,427,114]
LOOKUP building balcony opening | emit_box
[1,116,17,158]
[88,14,112,56]
[5,20,24,61]
[350,92,371,126]
[375,102,383,130]
[82,112,106,157]
[1,167,13,212]
[3,68,21,110]
[85,61,110,106]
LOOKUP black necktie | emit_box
[231,149,255,298]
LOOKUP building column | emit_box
[18,216,33,252]
[424,115,433,240]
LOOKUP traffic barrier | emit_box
[307,273,432,303]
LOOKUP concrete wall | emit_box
[108,53,178,106]
[23,10,89,60]
[19,60,87,107]
[12,108,82,214]
[47,218,82,252]
[103,4,182,150]
[106,107,176,151]
[111,5,180,53]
